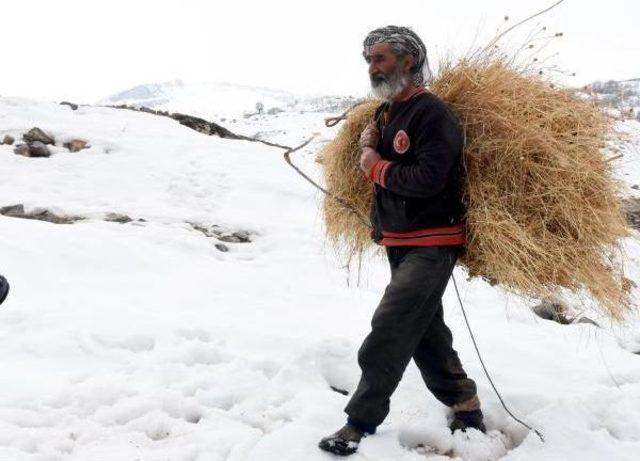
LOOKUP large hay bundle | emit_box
[320,55,632,319]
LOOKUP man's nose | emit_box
[368,61,377,75]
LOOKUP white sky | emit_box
[1,0,638,103]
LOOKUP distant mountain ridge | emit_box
[99,79,358,121]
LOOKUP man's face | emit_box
[363,42,413,101]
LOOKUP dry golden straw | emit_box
[320,52,633,319]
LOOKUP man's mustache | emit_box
[370,74,388,87]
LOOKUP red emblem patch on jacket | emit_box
[393,130,410,154]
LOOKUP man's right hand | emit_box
[359,123,380,150]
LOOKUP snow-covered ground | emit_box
[0,96,639,461]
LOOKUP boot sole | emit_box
[318,439,358,456]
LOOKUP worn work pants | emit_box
[344,245,478,430]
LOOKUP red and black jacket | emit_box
[367,90,466,247]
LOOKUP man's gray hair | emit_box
[363,25,433,85]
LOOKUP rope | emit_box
[281,106,545,443]
[282,138,371,228]
[451,275,545,441]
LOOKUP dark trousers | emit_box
[344,245,478,430]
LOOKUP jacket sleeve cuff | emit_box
[367,159,393,188]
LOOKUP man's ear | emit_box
[403,55,416,75]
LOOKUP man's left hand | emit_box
[360,147,381,176]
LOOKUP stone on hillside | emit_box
[105,213,133,224]
[28,141,51,157]
[0,204,81,224]
[531,299,571,324]
[64,139,89,152]
[218,230,251,243]
[13,144,31,157]
[23,127,55,145]
[0,204,26,217]
[215,243,229,252]
[60,101,78,110]
[1,135,15,145]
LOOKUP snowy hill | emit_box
[100,79,358,122]
[0,96,640,460]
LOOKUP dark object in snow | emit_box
[624,198,640,230]
[13,144,31,157]
[330,385,349,396]
[13,141,51,158]
[170,112,241,139]
[532,299,600,326]
[105,213,133,224]
[189,222,222,238]
[1,135,15,145]
[218,231,251,243]
[318,423,365,456]
[0,204,25,216]
[449,409,487,434]
[60,101,78,110]
[189,223,253,245]
[23,127,55,145]
[0,204,82,224]
[531,299,571,324]
[0,275,9,306]
[214,243,229,252]
[63,139,90,152]
[632,184,639,190]
[28,141,52,157]
[109,104,255,141]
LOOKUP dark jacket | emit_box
[367,90,466,246]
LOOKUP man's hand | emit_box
[359,122,381,177]
[359,123,380,150]
[360,146,381,176]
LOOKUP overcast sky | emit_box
[1,0,638,103]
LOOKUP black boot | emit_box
[0,275,9,306]
[449,409,486,433]
[318,423,366,456]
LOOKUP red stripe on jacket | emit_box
[379,223,466,247]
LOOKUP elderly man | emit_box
[318,26,484,456]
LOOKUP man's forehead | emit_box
[364,42,393,57]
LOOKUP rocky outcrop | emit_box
[1,135,14,145]
[170,112,242,138]
[108,104,253,141]
[0,204,82,224]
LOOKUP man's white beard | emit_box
[370,66,410,102]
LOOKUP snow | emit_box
[0,96,639,460]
